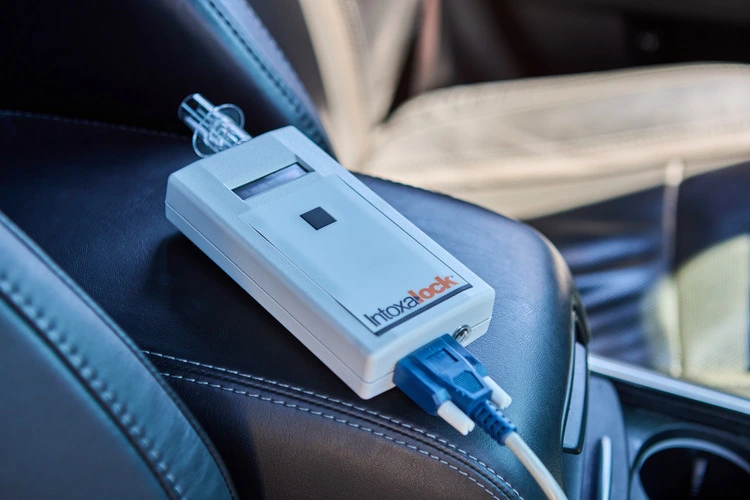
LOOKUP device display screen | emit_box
[233,163,308,200]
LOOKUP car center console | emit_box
[586,355,750,499]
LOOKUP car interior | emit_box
[3,0,750,498]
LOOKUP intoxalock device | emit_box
[167,95,567,499]
[166,95,495,399]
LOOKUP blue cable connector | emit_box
[394,334,515,440]
[395,334,568,500]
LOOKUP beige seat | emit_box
[258,0,750,219]
[365,64,750,219]
[254,0,750,394]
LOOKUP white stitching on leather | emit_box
[0,110,187,140]
[162,372,517,500]
[0,277,184,499]
[201,0,326,146]
[144,350,523,499]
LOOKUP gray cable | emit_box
[505,432,568,500]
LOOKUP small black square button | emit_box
[300,207,336,230]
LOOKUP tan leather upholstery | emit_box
[289,2,750,219]
[364,64,750,218]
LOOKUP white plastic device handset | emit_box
[166,100,495,399]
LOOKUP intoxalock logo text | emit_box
[364,276,459,328]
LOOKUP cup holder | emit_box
[631,432,750,499]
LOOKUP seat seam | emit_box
[234,0,317,113]
[388,80,748,128]
[378,93,750,146]
[162,372,519,500]
[370,120,750,172]
[382,109,750,148]
[144,350,523,498]
[202,0,326,147]
[385,63,750,123]
[454,63,750,98]
[0,110,188,140]
[0,275,184,500]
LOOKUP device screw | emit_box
[452,325,471,343]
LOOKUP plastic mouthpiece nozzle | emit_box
[178,93,251,157]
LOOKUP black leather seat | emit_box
[0,112,585,499]
[0,213,236,499]
[0,1,588,498]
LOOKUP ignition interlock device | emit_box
[167,95,567,500]
[167,95,495,401]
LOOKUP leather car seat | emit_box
[0,1,590,498]
[0,107,587,500]
[0,213,236,499]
